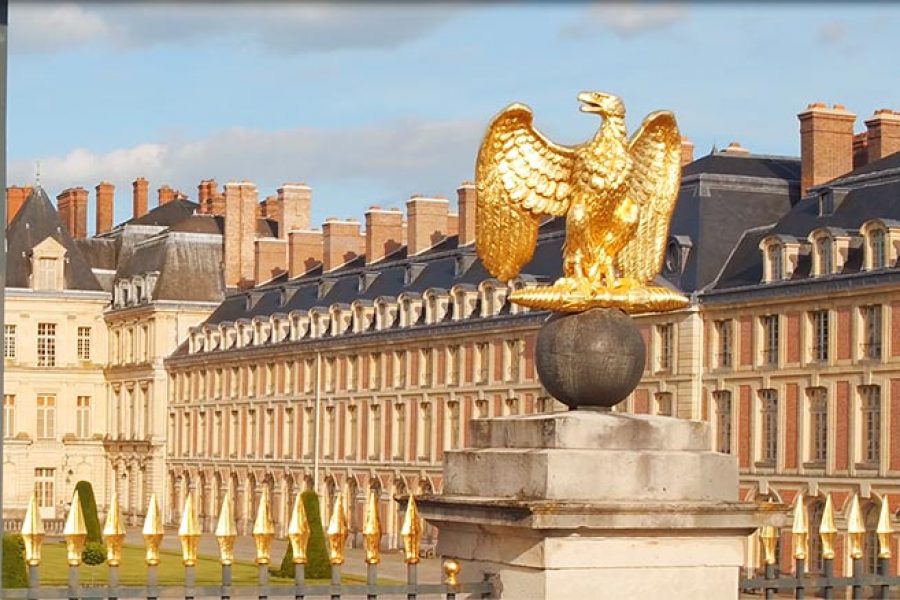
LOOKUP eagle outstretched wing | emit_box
[616,111,681,284]
[475,104,577,281]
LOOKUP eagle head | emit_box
[578,91,625,119]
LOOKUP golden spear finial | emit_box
[178,492,201,567]
[791,492,809,560]
[288,493,311,565]
[142,493,164,566]
[877,494,893,559]
[102,492,126,566]
[326,492,348,565]
[21,492,45,566]
[401,494,422,565]
[63,491,87,567]
[362,488,381,565]
[819,494,837,560]
[215,491,237,566]
[252,488,276,565]
[847,494,865,560]
[759,525,778,566]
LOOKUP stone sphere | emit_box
[535,308,645,409]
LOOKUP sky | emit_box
[8,2,900,231]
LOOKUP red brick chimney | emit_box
[224,181,259,289]
[132,177,148,219]
[254,238,287,283]
[95,181,114,235]
[457,182,477,247]
[323,218,362,271]
[798,102,856,195]
[365,206,403,264]
[865,109,900,163]
[680,136,695,166]
[7,186,33,226]
[288,230,323,277]
[407,195,449,255]
[57,187,88,239]
[158,185,175,205]
[277,183,312,239]
[197,179,225,215]
[852,133,869,170]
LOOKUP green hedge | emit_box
[273,491,331,580]
[2,534,28,588]
[74,480,102,544]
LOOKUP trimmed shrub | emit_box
[274,491,331,580]
[82,541,105,566]
[2,534,28,588]
[74,481,102,543]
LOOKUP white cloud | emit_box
[9,2,463,55]
[562,2,688,39]
[10,118,483,209]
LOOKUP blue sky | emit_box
[9,2,900,230]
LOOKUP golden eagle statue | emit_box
[475,91,688,314]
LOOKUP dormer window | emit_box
[31,237,67,292]
[818,192,833,217]
[815,236,833,276]
[871,229,886,269]
[767,245,783,282]
[36,258,59,290]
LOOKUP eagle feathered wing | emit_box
[475,104,577,281]
[616,111,682,284]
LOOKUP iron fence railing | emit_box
[13,487,494,600]
[740,492,896,599]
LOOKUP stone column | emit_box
[418,411,785,600]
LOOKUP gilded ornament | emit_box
[287,493,311,565]
[791,492,809,561]
[178,492,201,567]
[215,491,237,566]
[21,492,44,566]
[847,494,865,560]
[877,495,893,559]
[326,493,348,565]
[475,91,687,314]
[362,488,382,565]
[102,492,126,566]
[252,489,276,565]
[819,494,837,560]
[443,559,461,586]
[63,491,87,567]
[142,493,164,566]
[400,494,422,565]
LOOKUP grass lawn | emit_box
[37,542,363,587]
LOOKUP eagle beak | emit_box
[578,92,604,113]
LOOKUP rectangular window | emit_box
[762,315,779,366]
[446,400,461,450]
[265,408,275,457]
[808,389,828,465]
[325,357,336,393]
[247,410,257,457]
[714,391,732,454]
[862,305,883,360]
[76,396,91,439]
[4,324,16,359]
[476,343,489,384]
[213,411,222,457]
[198,411,207,457]
[448,345,460,386]
[872,229,886,269]
[715,320,732,368]
[37,323,56,367]
[346,405,358,460]
[230,410,239,457]
[759,389,778,465]
[3,394,15,438]
[348,355,358,391]
[76,326,91,361]
[36,394,56,439]
[324,406,336,458]
[810,310,829,362]
[861,386,881,465]
[395,351,407,388]
[393,402,406,460]
[369,353,382,390]
[369,403,382,460]
[655,392,673,417]
[304,407,315,458]
[418,401,433,460]
[421,348,434,387]
[37,257,58,290]
[657,323,674,371]
[504,340,521,382]
[34,468,55,511]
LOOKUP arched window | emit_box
[871,229,887,269]
[816,237,833,276]
[767,245,783,281]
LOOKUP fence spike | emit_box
[288,493,311,565]
[401,494,422,565]
[791,492,809,560]
[847,493,865,560]
[819,493,837,560]
[443,559,461,586]
[215,490,237,566]
[102,491,126,566]
[877,494,893,559]
[178,491,201,567]
[759,525,778,566]
[362,487,382,565]
[326,492,348,565]
[63,490,87,566]
[143,493,164,566]
[21,491,45,566]
[253,488,276,565]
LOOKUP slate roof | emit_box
[6,187,103,291]
[682,152,801,181]
[127,198,199,227]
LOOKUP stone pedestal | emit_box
[418,411,785,600]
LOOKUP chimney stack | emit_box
[254,238,288,283]
[457,182,477,247]
[365,206,403,264]
[7,186,33,226]
[57,187,88,239]
[288,230,323,277]
[866,109,900,163]
[407,195,449,255]
[721,141,750,156]
[95,181,114,235]
[276,184,312,239]
[158,185,175,205]
[224,181,259,289]
[323,218,362,271]
[197,179,225,215]
[133,177,149,219]
[680,136,695,166]
[798,102,856,195]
